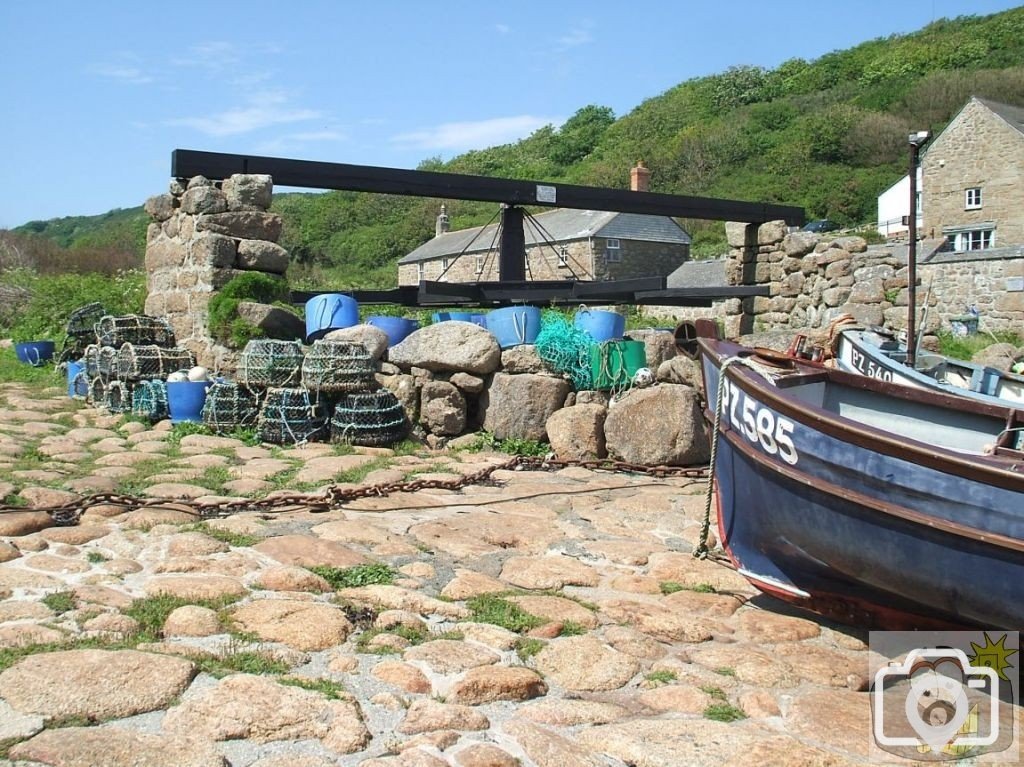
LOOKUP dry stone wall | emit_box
[143,174,286,370]
[647,221,1023,335]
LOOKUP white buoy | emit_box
[187,366,210,382]
[166,370,188,383]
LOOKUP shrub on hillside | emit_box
[0,268,145,342]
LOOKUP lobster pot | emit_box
[301,340,376,394]
[95,314,175,348]
[83,344,101,379]
[87,377,106,405]
[67,302,107,338]
[203,382,259,434]
[131,379,169,422]
[117,344,195,381]
[257,387,329,445]
[330,390,408,447]
[97,346,119,379]
[104,380,133,414]
[238,340,304,389]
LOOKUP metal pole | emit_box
[905,130,929,369]
[907,142,919,368]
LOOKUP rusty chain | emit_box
[0,456,710,527]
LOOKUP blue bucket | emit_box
[367,316,420,347]
[432,311,475,323]
[305,294,359,343]
[470,314,487,328]
[575,309,626,342]
[485,306,541,348]
[67,360,88,398]
[166,380,212,424]
[15,341,55,366]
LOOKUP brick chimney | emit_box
[630,161,650,192]
[435,203,450,237]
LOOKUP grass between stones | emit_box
[308,563,395,589]
[465,594,544,633]
[278,676,347,699]
[85,551,108,563]
[659,581,717,595]
[645,669,678,684]
[180,521,259,547]
[703,702,747,722]
[123,593,241,638]
[700,684,728,700]
[514,637,545,661]
[714,666,737,677]
[40,590,77,615]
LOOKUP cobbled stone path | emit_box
[2,381,1005,766]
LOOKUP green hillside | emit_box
[8,6,1024,288]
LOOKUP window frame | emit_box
[474,254,484,275]
[955,228,993,251]
[605,238,622,263]
[416,263,425,282]
[965,187,982,210]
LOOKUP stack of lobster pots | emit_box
[205,338,408,447]
[80,314,195,421]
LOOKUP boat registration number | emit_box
[720,380,798,465]
[849,347,894,382]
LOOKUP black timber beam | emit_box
[172,149,805,225]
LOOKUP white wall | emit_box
[877,167,922,238]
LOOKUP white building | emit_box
[876,166,922,239]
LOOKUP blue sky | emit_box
[1,0,1020,228]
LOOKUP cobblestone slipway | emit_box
[2,381,1008,766]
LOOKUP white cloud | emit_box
[391,115,560,152]
[91,64,153,85]
[167,91,321,137]
[170,41,283,71]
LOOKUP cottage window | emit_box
[416,263,425,282]
[440,257,449,281]
[605,238,621,263]
[965,187,982,210]
[955,229,993,251]
[474,255,484,275]
[558,247,569,267]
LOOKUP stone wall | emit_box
[143,174,287,369]
[644,222,1024,335]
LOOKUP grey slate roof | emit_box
[399,209,691,264]
[666,258,726,288]
[977,97,1024,136]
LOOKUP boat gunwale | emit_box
[698,338,1024,493]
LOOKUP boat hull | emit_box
[701,347,1024,630]
[835,329,1024,409]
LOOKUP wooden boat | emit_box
[834,327,1024,408]
[697,323,1024,630]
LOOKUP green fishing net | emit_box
[534,310,596,391]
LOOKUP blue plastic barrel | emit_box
[485,306,542,348]
[575,309,626,342]
[15,341,55,366]
[305,294,359,343]
[166,380,212,424]
[470,314,487,328]
[367,316,420,347]
[67,360,88,398]
[432,311,475,323]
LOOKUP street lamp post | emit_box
[906,130,930,369]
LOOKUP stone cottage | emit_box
[396,163,692,285]
[923,96,1024,251]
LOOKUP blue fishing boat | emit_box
[834,327,1024,408]
[697,322,1024,630]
